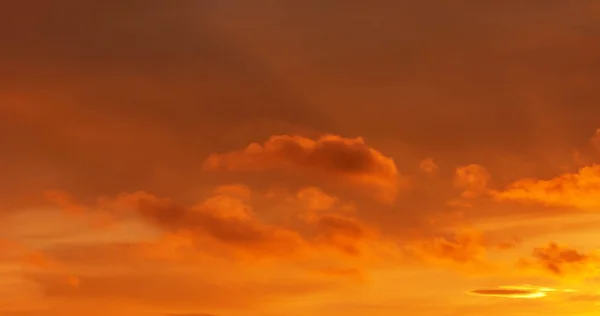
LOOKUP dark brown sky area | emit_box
[1,1,599,201]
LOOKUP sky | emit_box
[1,1,600,315]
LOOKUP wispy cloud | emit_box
[467,285,575,298]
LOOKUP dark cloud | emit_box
[469,288,537,297]
[466,285,570,298]
[528,243,596,276]
[204,135,397,177]
[84,189,381,259]
[311,214,369,256]
[203,134,400,203]
[120,192,304,257]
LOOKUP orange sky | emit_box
[2,1,600,315]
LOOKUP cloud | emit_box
[51,185,388,261]
[310,214,371,256]
[0,185,407,314]
[296,187,338,212]
[419,158,438,173]
[467,285,573,298]
[403,228,522,275]
[411,230,487,264]
[202,134,401,203]
[113,191,306,258]
[519,243,600,278]
[405,229,517,268]
[453,164,491,199]
[494,165,600,210]
[0,224,344,313]
[469,288,542,298]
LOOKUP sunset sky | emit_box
[2,1,600,315]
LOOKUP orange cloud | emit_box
[408,230,487,264]
[296,186,338,212]
[494,165,600,209]
[202,134,401,203]
[116,191,305,258]
[469,288,542,298]
[453,164,491,199]
[406,229,519,270]
[419,158,438,173]
[310,214,371,256]
[81,185,387,261]
[519,243,600,278]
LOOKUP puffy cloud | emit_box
[48,185,387,261]
[494,165,600,209]
[419,158,438,173]
[115,191,305,258]
[453,164,491,199]
[296,187,338,212]
[203,134,401,203]
[519,243,600,278]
